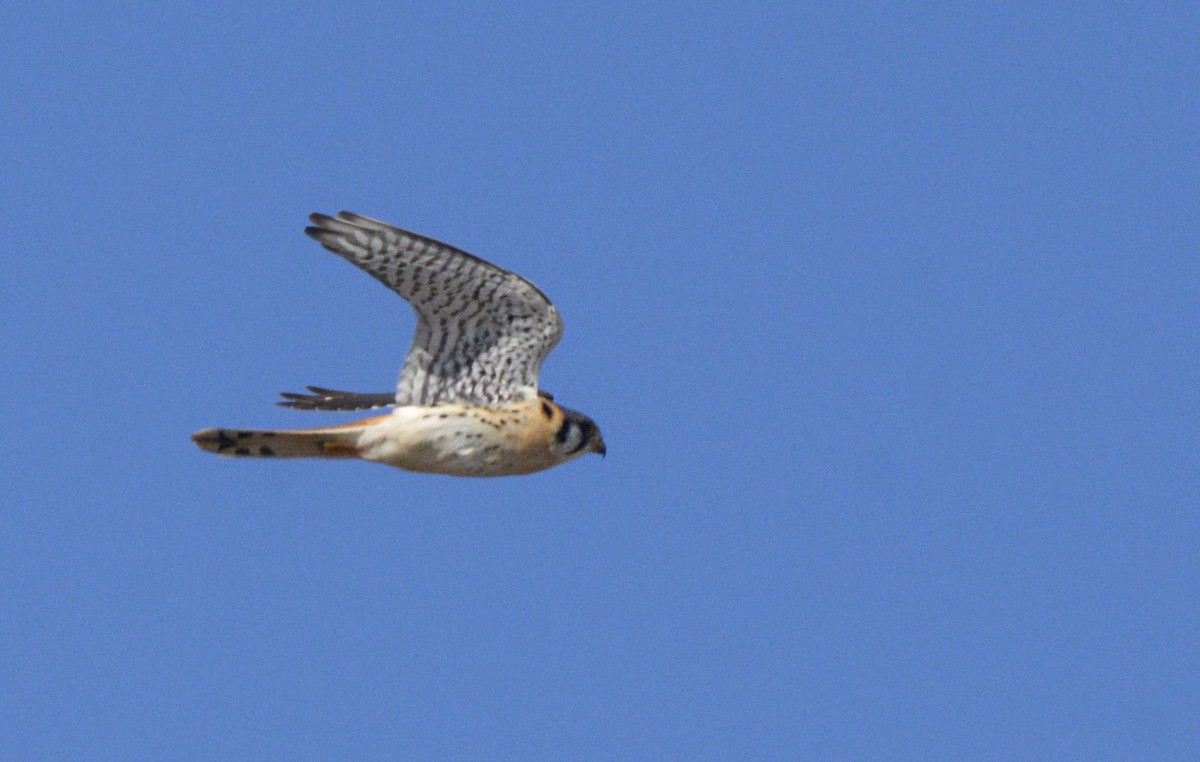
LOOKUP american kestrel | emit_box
[191,211,605,476]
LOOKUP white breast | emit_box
[353,405,527,476]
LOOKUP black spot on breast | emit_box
[259,446,274,456]
[234,447,250,456]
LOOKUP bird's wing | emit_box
[306,212,563,406]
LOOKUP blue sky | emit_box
[3,3,1197,758]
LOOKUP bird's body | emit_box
[192,212,604,477]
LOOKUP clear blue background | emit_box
[3,4,1197,759]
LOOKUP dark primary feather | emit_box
[278,385,556,411]
[278,386,396,411]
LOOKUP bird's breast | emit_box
[354,401,559,477]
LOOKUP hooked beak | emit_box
[591,434,607,458]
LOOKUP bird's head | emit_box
[554,406,606,461]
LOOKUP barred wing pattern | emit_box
[306,212,563,406]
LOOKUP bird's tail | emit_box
[191,416,387,460]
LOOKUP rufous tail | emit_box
[191,420,377,459]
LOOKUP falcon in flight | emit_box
[192,212,605,476]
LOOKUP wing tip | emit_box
[276,386,398,412]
